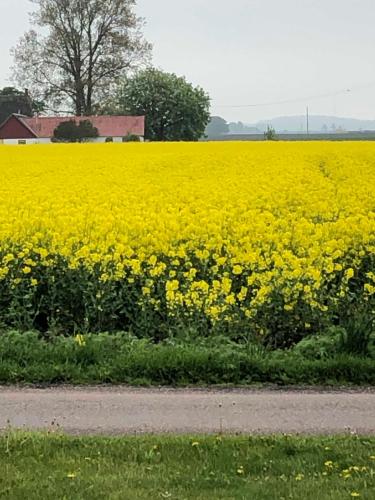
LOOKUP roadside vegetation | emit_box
[0,432,374,499]
[0,331,374,386]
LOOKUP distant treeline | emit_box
[205,115,375,140]
[203,132,375,142]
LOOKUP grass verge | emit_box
[0,432,374,499]
[0,331,374,386]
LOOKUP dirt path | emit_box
[0,386,374,435]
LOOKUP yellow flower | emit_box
[66,473,76,479]
[3,253,14,264]
[364,283,375,295]
[237,466,245,475]
[166,280,179,292]
[345,268,355,280]
[225,294,236,305]
[233,265,243,276]
[350,493,360,498]
[74,334,86,347]
[0,142,374,334]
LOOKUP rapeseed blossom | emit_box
[0,142,373,335]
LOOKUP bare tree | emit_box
[12,0,151,115]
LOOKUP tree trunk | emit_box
[85,85,93,116]
[75,82,85,116]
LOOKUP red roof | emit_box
[20,115,145,138]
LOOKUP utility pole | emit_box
[306,106,309,136]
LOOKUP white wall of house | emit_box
[1,136,144,145]
[91,137,122,143]
[90,137,145,143]
[2,138,51,145]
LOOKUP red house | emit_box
[0,114,145,144]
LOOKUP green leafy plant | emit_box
[264,125,278,141]
[53,120,98,143]
[293,327,345,359]
[0,331,373,385]
[339,304,374,355]
[122,134,141,142]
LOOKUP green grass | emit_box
[0,433,374,499]
[0,331,374,386]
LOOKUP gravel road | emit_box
[0,386,374,435]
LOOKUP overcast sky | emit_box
[1,0,375,122]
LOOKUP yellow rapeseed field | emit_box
[0,142,374,337]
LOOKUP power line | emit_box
[213,80,375,109]
[214,89,351,108]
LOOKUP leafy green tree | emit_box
[77,120,99,141]
[53,120,77,142]
[0,87,32,123]
[53,119,98,142]
[205,116,229,138]
[0,87,46,123]
[264,125,278,141]
[116,69,210,141]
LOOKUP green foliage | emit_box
[264,125,278,141]
[122,133,141,142]
[292,327,345,359]
[53,120,99,143]
[338,302,374,356]
[2,433,374,500]
[77,120,99,141]
[329,259,375,355]
[0,246,373,356]
[0,87,32,123]
[0,87,45,122]
[205,116,229,138]
[53,120,79,142]
[116,68,211,141]
[0,331,373,385]
[8,434,375,499]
